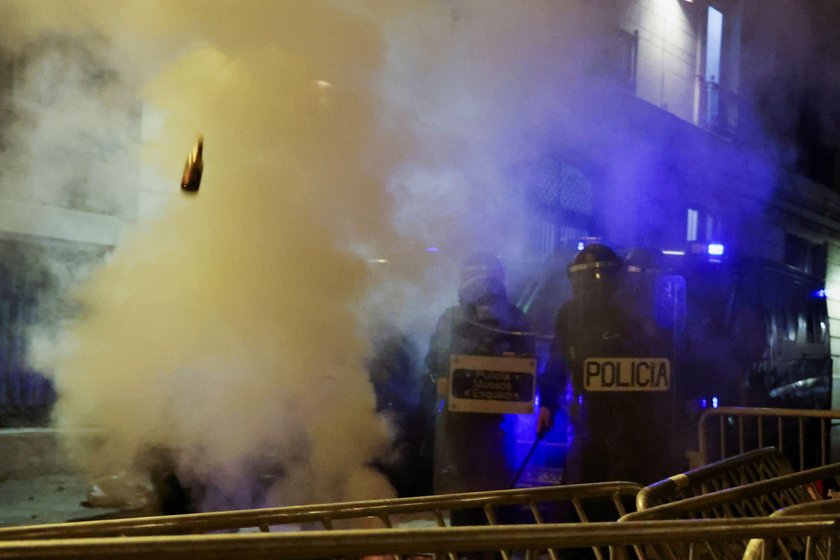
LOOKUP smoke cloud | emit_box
[2,0,612,509]
[17,0,416,507]
[4,0,820,510]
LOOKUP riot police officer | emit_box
[423,252,556,522]
[547,243,673,486]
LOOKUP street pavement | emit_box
[0,428,123,528]
[0,472,118,527]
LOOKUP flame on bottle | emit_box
[180,135,204,194]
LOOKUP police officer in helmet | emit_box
[547,242,670,487]
[423,251,557,522]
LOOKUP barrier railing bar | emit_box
[799,418,805,470]
[571,496,588,523]
[759,417,764,449]
[778,417,784,459]
[0,482,641,540]
[698,407,840,466]
[822,419,828,466]
[720,414,726,460]
[0,518,838,560]
[625,462,840,522]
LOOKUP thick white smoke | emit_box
[16,0,409,507]
[2,0,617,509]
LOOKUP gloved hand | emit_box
[536,406,553,438]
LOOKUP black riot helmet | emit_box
[458,251,508,307]
[568,243,623,304]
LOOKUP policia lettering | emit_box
[584,357,671,391]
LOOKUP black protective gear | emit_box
[567,243,623,305]
[546,243,675,488]
[424,252,538,506]
[458,251,508,307]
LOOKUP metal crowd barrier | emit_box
[743,498,840,560]
[1,452,837,560]
[0,482,641,560]
[697,407,840,469]
[0,517,839,560]
[620,461,840,559]
[637,447,794,510]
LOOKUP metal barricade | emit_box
[697,407,840,469]
[0,482,641,560]
[620,461,840,559]
[637,447,794,510]
[0,517,839,560]
[742,497,840,560]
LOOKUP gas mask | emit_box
[459,278,508,323]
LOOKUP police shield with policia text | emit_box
[546,243,673,486]
[423,252,558,524]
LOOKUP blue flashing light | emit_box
[707,243,725,256]
[813,288,827,299]
[426,246,439,253]
[701,398,708,409]
[712,396,719,409]
[577,241,585,251]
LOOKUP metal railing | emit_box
[0,517,838,560]
[626,462,839,522]
[621,461,840,559]
[744,498,840,560]
[0,482,642,539]
[697,406,840,469]
[0,482,641,560]
[3,451,840,560]
[637,447,794,510]
[700,77,740,138]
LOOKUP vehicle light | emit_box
[712,396,719,408]
[707,243,725,256]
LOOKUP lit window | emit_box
[687,208,699,241]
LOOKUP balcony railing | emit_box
[700,76,740,138]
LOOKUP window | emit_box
[784,234,827,279]
[687,208,722,243]
[687,208,699,241]
[699,3,741,136]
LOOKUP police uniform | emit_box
[422,253,549,507]
[548,244,673,487]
